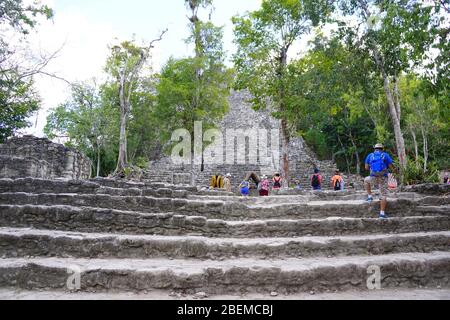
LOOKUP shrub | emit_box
[403,156,440,185]
[134,157,149,170]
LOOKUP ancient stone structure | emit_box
[0,177,448,297]
[0,135,91,180]
[0,99,447,299]
[147,91,336,188]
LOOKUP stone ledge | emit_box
[402,184,450,195]
[1,228,449,259]
[0,204,448,237]
[0,252,448,293]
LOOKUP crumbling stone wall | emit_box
[0,135,91,180]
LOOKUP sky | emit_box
[21,0,324,137]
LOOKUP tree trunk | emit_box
[355,151,361,176]
[281,118,290,188]
[337,135,351,174]
[373,50,407,174]
[96,145,101,178]
[278,46,290,188]
[421,126,428,172]
[360,0,407,178]
[384,76,407,171]
[116,109,128,173]
[393,75,401,121]
[409,126,419,163]
[115,75,129,175]
[188,1,204,183]
[349,133,360,176]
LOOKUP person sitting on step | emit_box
[272,173,282,191]
[239,179,250,197]
[331,170,343,191]
[259,175,270,196]
[223,173,232,192]
[311,168,322,191]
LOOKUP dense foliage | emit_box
[0,0,53,142]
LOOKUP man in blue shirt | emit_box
[364,143,395,219]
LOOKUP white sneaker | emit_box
[379,213,388,219]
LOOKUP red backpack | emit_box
[273,177,282,188]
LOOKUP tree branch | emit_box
[440,0,450,14]
[148,28,168,50]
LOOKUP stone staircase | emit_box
[145,160,354,192]
[0,178,448,297]
[142,171,176,184]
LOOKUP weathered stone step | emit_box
[1,228,448,260]
[190,192,448,206]
[0,252,448,294]
[0,178,195,198]
[186,191,424,205]
[1,205,448,237]
[301,191,421,201]
[0,192,448,220]
[403,183,450,195]
[245,201,450,220]
[5,178,447,202]
[0,192,214,215]
[92,178,196,193]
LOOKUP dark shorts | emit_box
[259,190,269,196]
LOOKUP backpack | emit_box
[311,174,320,187]
[370,152,388,176]
[273,177,281,188]
[334,178,341,190]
